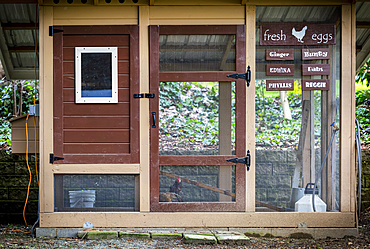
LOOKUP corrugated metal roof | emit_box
[356,2,370,22]
[0,3,368,79]
[0,3,38,80]
[0,4,36,23]
[257,6,339,23]
[356,2,370,70]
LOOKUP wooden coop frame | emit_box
[31,0,358,232]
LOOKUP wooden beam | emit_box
[245,5,256,212]
[2,23,38,30]
[40,212,356,228]
[356,22,370,29]
[8,46,37,52]
[0,0,37,3]
[139,5,150,212]
[39,5,53,214]
[219,82,232,202]
[292,100,310,188]
[219,37,234,71]
[246,0,352,5]
[340,4,354,213]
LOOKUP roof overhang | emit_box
[356,1,370,71]
[0,1,369,80]
[0,3,38,80]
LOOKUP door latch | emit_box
[226,150,251,171]
[152,112,157,128]
[134,93,155,98]
[227,66,251,87]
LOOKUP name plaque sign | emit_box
[266,64,294,76]
[302,79,330,91]
[266,79,294,91]
[260,24,336,46]
[266,49,294,61]
[302,48,330,60]
[302,64,330,75]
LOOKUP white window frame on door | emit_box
[75,47,118,104]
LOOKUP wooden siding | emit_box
[149,6,245,25]
[53,6,138,26]
[40,211,355,228]
[53,25,139,164]
[10,115,39,154]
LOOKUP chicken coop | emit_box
[3,0,368,237]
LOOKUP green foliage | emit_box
[356,58,370,88]
[0,120,11,149]
[159,81,336,150]
[159,81,307,150]
[0,80,38,150]
[356,89,370,106]
[355,59,370,144]
[355,89,370,144]
[255,81,303,148]
[159,82,222,147]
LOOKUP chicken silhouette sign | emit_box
[260,24,336,46]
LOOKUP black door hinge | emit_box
[134,93,155,99]
[227,66,251,87]
[50,153,64,164]
[49,26,64,36]
[226,150,251,171]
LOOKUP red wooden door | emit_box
[150,25,247,212]
[53,26,139,164]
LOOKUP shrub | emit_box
[355,89,370,144]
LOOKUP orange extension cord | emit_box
[23,4,38,226]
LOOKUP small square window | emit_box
[75,47,118,103]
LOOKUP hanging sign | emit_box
[302,48,330,60]
[266,64,294,76]
[302,79,330,91]
[260,24,336,46]
[266,79,294,91]
[266,49,294,61]
[302,64,330,75]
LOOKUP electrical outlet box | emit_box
[29,104,39,116]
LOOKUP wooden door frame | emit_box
[52,25,140,164]
[149,25,247,212]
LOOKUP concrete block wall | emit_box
[255,150,296,209]
[0,151,38,225]
[0,150,369,224]
[59,175,136,209]
[361,150,370,211]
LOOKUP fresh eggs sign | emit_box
[260,24,336,46]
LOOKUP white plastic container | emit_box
[295,184,326,212]
[69,190,96,208]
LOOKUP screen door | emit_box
[150,25,247,212]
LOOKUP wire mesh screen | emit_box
[159,165,236,203]
[54,175,137,212]
[159,35,236,72]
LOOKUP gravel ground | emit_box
[0,232,369,249]
[1,208,369,248]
